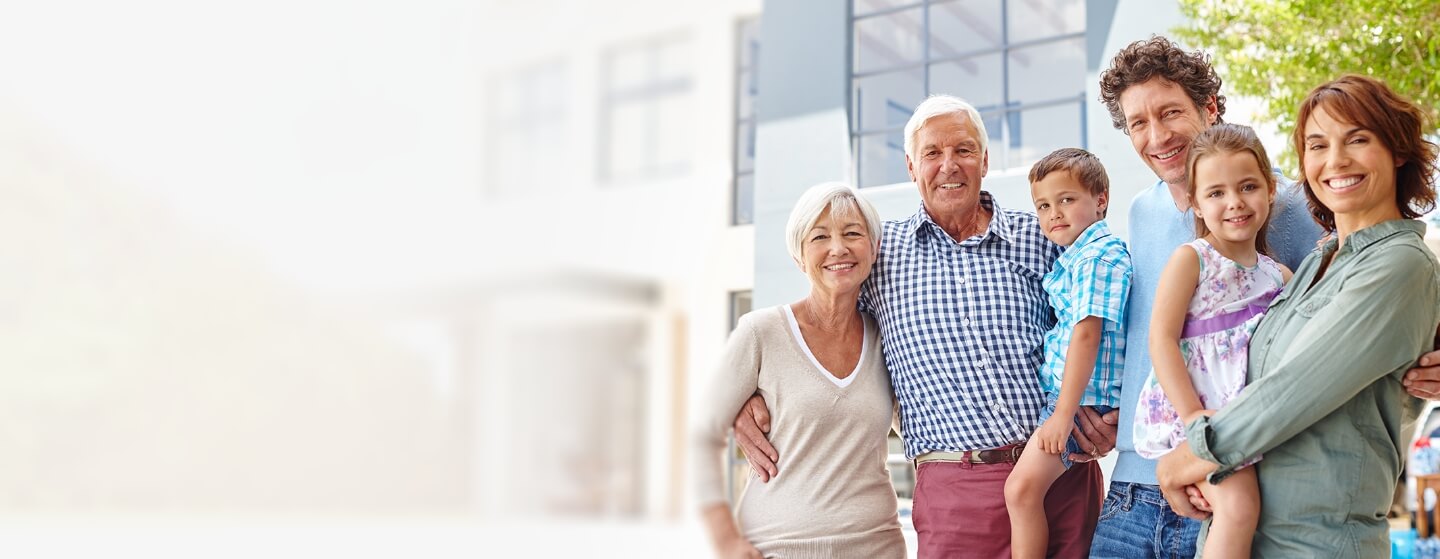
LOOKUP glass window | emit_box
[485,61,567,200]
[729,290,753,331]
[725,289,755,504]
[856,132,912,190]
[928,54,1004,111]
[850,0,1088,187]
[852,69,925,133]
[601,35,693,184]
[1007,36,1086,106]
[854,0,915,17]
[1006,100,1084,169]
[853,8,924,75]
[733,18,760,226]
[1006,0,1084,44]
[929,0,1003,58]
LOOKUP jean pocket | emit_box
[1097,490,1123,522]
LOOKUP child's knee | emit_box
[1004,473,1045,506]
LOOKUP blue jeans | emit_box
[1088,481,1201,559]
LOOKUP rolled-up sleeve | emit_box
[1186,243,1439,482]
[1071,254,1131,327]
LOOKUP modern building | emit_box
[466,0,1189,526]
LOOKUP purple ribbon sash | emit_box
[1181,303,1270,338]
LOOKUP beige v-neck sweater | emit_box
[691,306,904,558]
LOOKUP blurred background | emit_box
[0,0,1433,557]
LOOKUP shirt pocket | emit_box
[1293,294,1333,318]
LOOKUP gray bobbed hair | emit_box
[784,182,882,264]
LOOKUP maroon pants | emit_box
[913,459,1102,558]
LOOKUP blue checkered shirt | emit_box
[860,193,1061,458]
[1037,220,1130,408]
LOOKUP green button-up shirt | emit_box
[1187,219,1440,558]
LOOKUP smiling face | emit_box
[1301,105,1403,234]
[1030,170,1107,246]
[1118,78,1218,187]
[906,112,989,222]
[1191,150,1274,249]
[797,205,876,297]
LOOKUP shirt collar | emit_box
[1055,220,1112,266]
[1324,219,1426,255]
[905,191,1015,244]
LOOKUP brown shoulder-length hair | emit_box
[1184,123,1276,256]
[1099,35,1227,133]
[1291,74,1438,231]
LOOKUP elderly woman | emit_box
[691,182,905,558]
[1157,74,1440,557]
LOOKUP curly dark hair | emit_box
[1098,36,1227,134]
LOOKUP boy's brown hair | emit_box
[1029,148,1111,217]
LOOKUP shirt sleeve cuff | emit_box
[1185,415,1237,484]
[1073,304,1124,326]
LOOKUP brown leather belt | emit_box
[914,443,1026,466]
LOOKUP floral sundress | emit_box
[1133,239,1285,459]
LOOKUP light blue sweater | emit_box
[1110,172,1324,485]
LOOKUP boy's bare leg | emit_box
[1005,444,1068,559]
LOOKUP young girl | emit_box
[1133,123,1292,558]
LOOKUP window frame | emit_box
[848,0,1089,187]
[598,33,694,184]
[484,60,569,200]
[731,18,761,226]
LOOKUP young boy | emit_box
[1005,148,1132,559]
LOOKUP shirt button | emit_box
[976,357,987,368]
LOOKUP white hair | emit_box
[902,94,989,161]
[784,182,882,264]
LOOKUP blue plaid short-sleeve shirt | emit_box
[860,193,1061,458]
[1037,219,1131,408]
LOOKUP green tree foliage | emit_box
[1174,0,1440,169]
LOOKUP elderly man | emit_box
[734,95,1113,557]
[1090,36,1440,558]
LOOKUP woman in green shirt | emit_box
[1156,74,1440,557]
